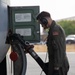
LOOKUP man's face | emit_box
[39,20,48,30]
[41,24,48,30]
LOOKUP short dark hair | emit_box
[36,11,51,20]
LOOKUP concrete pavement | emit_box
[26,52,75,75]
[6,52,75,75]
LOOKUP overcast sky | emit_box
[10,0,75,20]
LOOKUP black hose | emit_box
[17,44,27,75]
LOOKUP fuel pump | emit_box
[6,31,48,75]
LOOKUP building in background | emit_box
[56,16,75,22]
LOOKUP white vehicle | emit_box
[66,35,75,44]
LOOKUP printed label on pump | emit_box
[16,28,31,36]
[15,13,31,22]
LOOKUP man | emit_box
[36,11,69,75]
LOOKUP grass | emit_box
[34,44,75,52]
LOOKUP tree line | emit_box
[57,20,75,36]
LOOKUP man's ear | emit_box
[40,18,48,26]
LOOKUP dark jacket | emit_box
[46,21,69,75]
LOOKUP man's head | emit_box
[36,11,52,29]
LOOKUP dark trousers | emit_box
[53,70,59,75]
[53,70,68,75]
